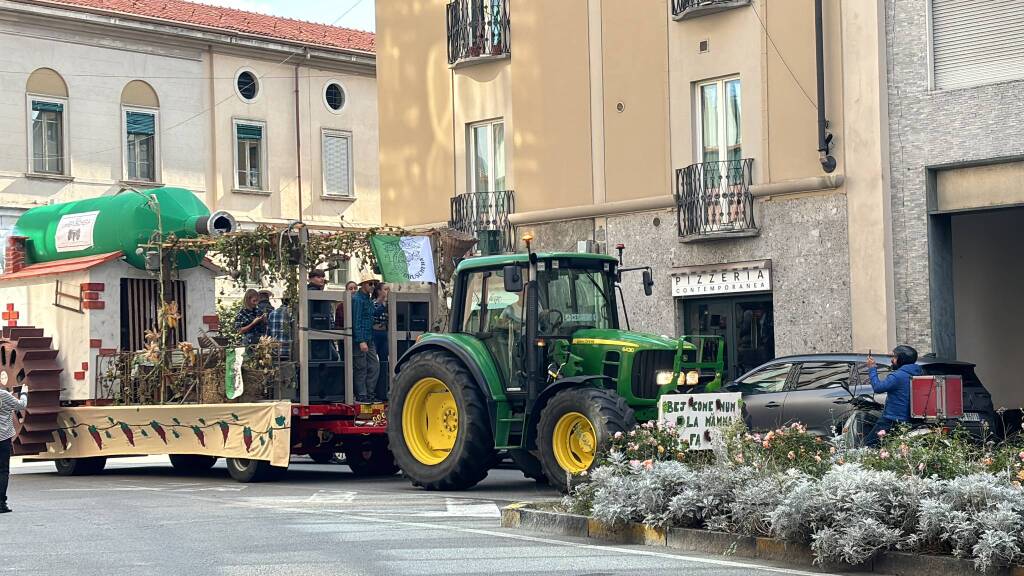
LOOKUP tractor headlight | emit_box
[685,370,700,386]
[655,370,675,386]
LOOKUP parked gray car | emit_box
[723,354,998,439]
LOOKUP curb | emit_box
[500,504,1024,576]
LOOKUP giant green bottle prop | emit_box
[14,187,235,270]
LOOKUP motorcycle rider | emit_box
[864,345,923,447]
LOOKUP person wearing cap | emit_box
[352,273,380,403]
[256,290,275,316]
[308,269,327,291]
[1,383,29,513]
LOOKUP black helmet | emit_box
[892,345,918,368]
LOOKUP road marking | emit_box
[219,497,826,576]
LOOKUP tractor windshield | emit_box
[535,265,617,336]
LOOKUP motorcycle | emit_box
[836,371,934,448]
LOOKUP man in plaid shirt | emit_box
[267,298,292,360]
[1,383,29,513]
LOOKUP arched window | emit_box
[26,68,68,175]
[121,80,160,182]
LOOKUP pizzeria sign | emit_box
[671,260,771,298]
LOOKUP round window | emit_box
[325,82,346,111]
[236,71,259,101]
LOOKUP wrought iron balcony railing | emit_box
[671,0,751,21]
[449,190,516,254]
[447,0,510,66]
[675,158,756,239]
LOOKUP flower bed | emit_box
[562,421,1024,572]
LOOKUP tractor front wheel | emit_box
[387,350,493,490]
[537,387,635,492]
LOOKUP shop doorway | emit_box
[679,295,774,383]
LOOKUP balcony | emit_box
[671,0,750,21]
[449,190,516,254]
[447,0,510,67]
[675,158,756,241]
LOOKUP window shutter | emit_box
[31,100,63,112]
[932,0,1024,89]
[236,123,263,140]
[126,112,155,135]
[323,133,352,197]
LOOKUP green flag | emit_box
[370,235,436,283]
[225,347,245,400]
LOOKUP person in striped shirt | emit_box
[1,383,29,513]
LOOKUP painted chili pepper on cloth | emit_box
[192,426,206,447]
[218,421,230,446]
[57,428,69,450]
[150,421,167,444]
[88,425,103,449]
[120,422,135,446]
[242,426,253,452]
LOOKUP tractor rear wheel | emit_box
[169,454,218,472]
[387,350,492,490]
[54,457,107,476]
[537,387,635,492]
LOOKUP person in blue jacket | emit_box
[865,345,923,446]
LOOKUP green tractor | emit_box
[386,244,724,492]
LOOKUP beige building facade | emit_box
[378,0,894,381]
[0,0,380,285]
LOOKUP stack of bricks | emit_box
[4,235,27,274]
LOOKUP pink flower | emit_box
[579,470,588,476]
[918,462,925,472]
[880,449,890,459]
[642,459,654,471]
[1018,451,1024,461]
[877,429,887,438]
[614,431,623,439]
[829,446,837,455]
[629,459,641,467]
[899,444,910,457]
[814,455,822,463]
[763,440,771,449]
[787,451,796,460]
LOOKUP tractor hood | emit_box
[569,329,696,352]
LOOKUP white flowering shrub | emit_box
[561,422,1024,572]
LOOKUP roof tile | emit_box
[28,0,375,53]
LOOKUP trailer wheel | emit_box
[169,454,218,472]
[226,457,285,482]
[387,350,492,490]
[54,457,107,476]
[509,449,548,484]
[344,442,399,477]
[308,452,335,465]
[537,387,635,492]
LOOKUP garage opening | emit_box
[948,207,1024,409]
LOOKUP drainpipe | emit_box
[814,0,836,173]
[294,64,304,222]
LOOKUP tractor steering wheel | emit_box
[539,309,564,334]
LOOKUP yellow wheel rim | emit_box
[402,377,459,465]
[552,412,597,474]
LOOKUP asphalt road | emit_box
[6,456,861,576]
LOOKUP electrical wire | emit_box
[748,1,818,111]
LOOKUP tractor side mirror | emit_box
[503,265,524,293]
[642,269,654,296]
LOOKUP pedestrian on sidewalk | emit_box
[352,273,380,404]
[865,345,923,447]
[1,383,29,513]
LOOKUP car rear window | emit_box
[922,364,983,388]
